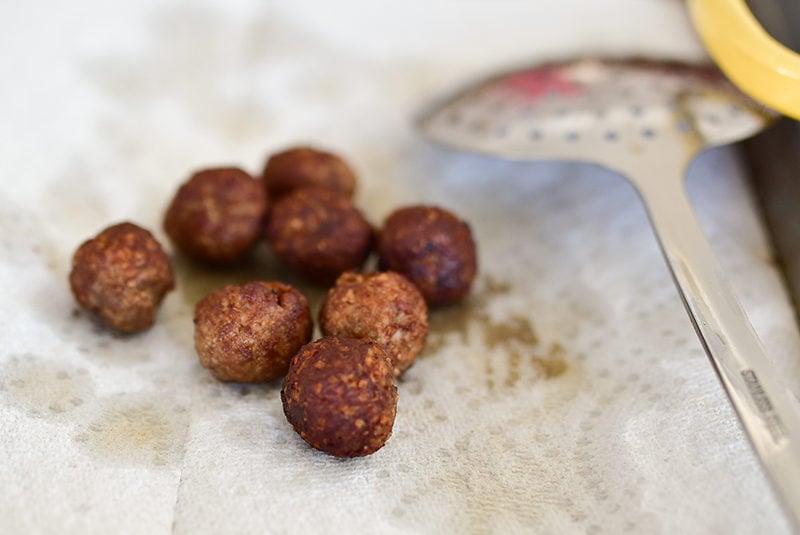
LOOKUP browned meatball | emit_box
[69,222,175,333]
[319,271,428,376]
[262,146,356,199]
[265,188,372,284]
[194,281,312,383]
[164,167,267,265]
[282,336,397,457]
[378,205,477,305]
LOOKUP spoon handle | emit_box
[637,171,800,531]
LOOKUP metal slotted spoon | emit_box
[417,59,800,528]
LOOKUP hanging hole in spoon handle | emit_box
[633,161,800,531]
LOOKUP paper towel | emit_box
[1,1,798,533]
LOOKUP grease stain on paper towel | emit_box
[0,354,188,466]
[0,353,94,418]
[75,395,188,466]
[426,275,570,390]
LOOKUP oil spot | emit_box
[427,275,574,392]
[75,394,188,466]
[532,343,569,379]
[485,353,495,391]
[483,315,539,350]
[0,353,95,419]
[532,356,568,379]
[480,311,539,390]
[425,274,513,354]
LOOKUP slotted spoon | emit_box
[418,59,800,528]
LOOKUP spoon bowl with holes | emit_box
[417,58,800,528]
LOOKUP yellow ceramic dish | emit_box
[688,0,800,120]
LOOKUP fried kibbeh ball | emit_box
[265,188,372,284]
[378,205,477,306]
[164,167,267,265]
[281,336,397,457]
[261,146,356,199]
[69,222,175,333]
[194,281,312,383]
[319,271,428,377]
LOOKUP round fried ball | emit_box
[282,336,397,457]
[262,146,356,199]
[320,271,428,376]
[164,167,267,265]
[69,222,175,333]
[265,188,372,284]
[378,205,477,305]
[194,281,312,383]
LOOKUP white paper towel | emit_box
[1,1,798,533]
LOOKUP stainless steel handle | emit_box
[636,168,800,531]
